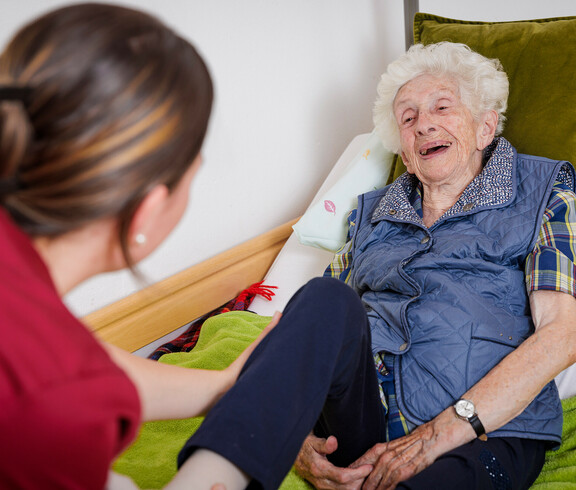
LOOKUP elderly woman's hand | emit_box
[351,428,436,489]
[350,411,466,490]
[295,433,373,489]
[296,421,451,490]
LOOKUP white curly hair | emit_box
[373,42,509,154]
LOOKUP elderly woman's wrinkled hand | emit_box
[349,422,442,490]
[295,434,373,490]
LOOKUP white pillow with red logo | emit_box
[292,131,394,252]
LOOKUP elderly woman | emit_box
[289,42,576,488]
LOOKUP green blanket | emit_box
[114,311,576,488]
[532,396,576,488]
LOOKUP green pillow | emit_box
[412,13,576,165]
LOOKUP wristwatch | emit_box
[453,398,488,441]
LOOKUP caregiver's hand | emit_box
[226,311,281,380]
[295,433,373,489]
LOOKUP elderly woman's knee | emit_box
[301,277,360,305]
[289,277,367,333]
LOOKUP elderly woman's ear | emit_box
[477,110,499,151]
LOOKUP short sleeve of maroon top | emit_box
[0,210,141,489]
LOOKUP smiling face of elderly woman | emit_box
[393,73,498,188]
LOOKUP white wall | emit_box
[1,1,574,317]
[418,0,575,22]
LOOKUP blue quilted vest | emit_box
[350,138,573,443]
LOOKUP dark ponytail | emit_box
[0,87,34,196]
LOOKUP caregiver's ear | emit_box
[128,184,170,247]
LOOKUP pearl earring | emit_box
[135,233,147,245]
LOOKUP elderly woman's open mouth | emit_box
[419,141,452,156]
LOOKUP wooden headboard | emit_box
[83,217,298,352]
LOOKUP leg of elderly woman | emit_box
[178,277,385,489]
[397,437,547,489]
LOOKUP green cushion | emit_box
[412,13,576,165]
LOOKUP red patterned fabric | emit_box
[149,281,277,360]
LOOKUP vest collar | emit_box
[372,137,516,225]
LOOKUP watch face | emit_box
[455,399,475,418]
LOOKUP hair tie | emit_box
[0,86,32,104]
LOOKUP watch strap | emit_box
[469,414,488,441]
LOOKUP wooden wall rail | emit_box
[83,218,298,352]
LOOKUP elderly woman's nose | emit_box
[415,112,436,134]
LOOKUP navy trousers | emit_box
[178,277,384,488]
[178,277,547,489]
